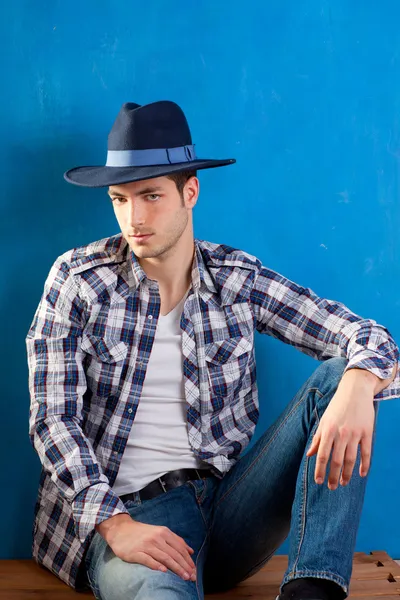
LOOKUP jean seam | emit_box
[214,386,322,510]
[282,569,348,595]
[187,480,201,502]
[187,479,211,533]
[198,479,213,533]
[291,402,321,573]
[195,531,209,600]
[198,477,208,504]
[86,566,102,600]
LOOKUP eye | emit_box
[147,194,160,201]
[111,196,126,205]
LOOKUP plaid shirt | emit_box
[26,233,400,590]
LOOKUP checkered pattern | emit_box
[26,233,400,590]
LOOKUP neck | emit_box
[138,229,195,295]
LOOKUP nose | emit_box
[127,200,146,227]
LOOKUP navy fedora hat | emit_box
[64,100,236,188]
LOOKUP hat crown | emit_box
[108,101,192,151]
[64,99,235,187]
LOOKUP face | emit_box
[108,175,199,260]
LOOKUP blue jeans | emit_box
[85,357,378,599]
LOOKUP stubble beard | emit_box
[130,207,189,260]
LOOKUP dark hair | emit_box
[166,170,197,197]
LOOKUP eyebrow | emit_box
[107,186,163,198]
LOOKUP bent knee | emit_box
[315,357,348,388]
[97,556,195,599]
[97,559,154,598]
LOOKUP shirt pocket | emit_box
[205,336,252,399]
[81,334,129,400]
[81,333,128,364]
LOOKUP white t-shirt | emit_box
[112,291,208,495]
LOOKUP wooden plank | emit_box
[354,552,392,563]
[348,579,400,596]
[0,593,93,600]
[349,598,400,600]
[0,553,399,599]
[206,587,280,599]
[0,561,74,591]
[0,560,93,596]
[352,564,400,580]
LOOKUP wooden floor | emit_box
[0,552,399,599]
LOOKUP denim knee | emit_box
[96,556,197,600]
[312,357,348,393]
[303,357,348,420]
[97,559,153,599]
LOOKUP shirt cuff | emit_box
[344,350,400,400]
[72,482,129,544]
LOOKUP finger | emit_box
[163,539,196,574]
[160,536,196,572]
[306,428,321,457]
[161,530,196,570]
[132,551,168,573]
[340,437,359,485]
[170,531,195,555]
[328,436,348,490]
[151,546,195,581]
[314,431,334,484]
[360,434,372,477]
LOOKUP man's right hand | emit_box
[96,514,197,582]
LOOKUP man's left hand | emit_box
[306,364,396,490]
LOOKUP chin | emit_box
[128,244,163,259]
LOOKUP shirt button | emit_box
[114,451,118,456]
[128,408,133,414]
[148,315,153,320]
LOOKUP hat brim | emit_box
[64,158,236,188]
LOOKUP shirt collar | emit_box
[127,239,217,294]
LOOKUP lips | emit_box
[129,233,153,240]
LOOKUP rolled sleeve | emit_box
[340,321,400,400]
[72,483,129,543]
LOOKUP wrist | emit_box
[96,512,132,542]
[341,366,392,396]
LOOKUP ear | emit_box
[184,176,199,208]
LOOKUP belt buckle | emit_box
[158,477,168,493]
[158,469,203,495]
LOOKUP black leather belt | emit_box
[120,468,213,503]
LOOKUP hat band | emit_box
[106,144,196,167]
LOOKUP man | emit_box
[26,100,399,600]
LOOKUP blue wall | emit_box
[2,1,399,560]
